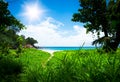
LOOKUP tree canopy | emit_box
[72,0,120,52]
[0,1,24,32]
[0,1,25,53]
[25,37,38,47]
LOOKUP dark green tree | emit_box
[25,37,38,47]
[0,1,25,53]
[72,0,120,52]
[0,1,24,31]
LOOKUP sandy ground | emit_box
[40,49,60,55]
[40,49,60,63]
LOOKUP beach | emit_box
[40,49,60,55]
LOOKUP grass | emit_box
[18,48,51,82]
[0,53,23,82]
[18,48,50,67]
[0,48,50,82]
[0,48,120,82]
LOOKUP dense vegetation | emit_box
[1,48,120,82]
[0,1,38,54]
[0,1,25,54]
[0,0,120,82]
[72,0,120,52]
[0,48,50,82]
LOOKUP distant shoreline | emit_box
[38,46,95,51]
[39,49,61,55]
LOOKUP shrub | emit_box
[0,55,23,82]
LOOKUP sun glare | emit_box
[22,1,45,23]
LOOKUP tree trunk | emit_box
[103,28,108,37]
[102,22,120,52]
[109,26,120,51]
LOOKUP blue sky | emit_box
[6,0,98,47]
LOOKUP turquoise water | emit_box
[39,47,95,50]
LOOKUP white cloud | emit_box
[20,17,95,47]
[40,17,64,29]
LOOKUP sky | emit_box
[6,0,99,47]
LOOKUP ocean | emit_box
[39,47,95,51]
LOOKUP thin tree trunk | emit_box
[112,27,120,51]
[109,25,120,51]
[102,21,108,37]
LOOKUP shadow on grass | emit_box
[0,55,23,82]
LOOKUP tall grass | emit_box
[26,49,120,82]
[1,48,120,82]
[0,54,23,82]
[18,48,51,82]
[0,48,50,82]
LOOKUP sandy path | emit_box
[41,49,60,66]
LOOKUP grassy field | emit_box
[0,48,50,82]
[46,50,120,82]
[0,48,120,82]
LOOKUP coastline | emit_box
[40,49,61,55]
[39,46,95,54]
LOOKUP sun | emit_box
[21,1,45,23]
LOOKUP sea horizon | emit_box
[38,46,96,51]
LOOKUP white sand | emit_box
[40,49,60,55]
[40,49,60,62]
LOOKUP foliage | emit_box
[0,1,25,31]
[72,0,120,52]
[18,48,50,67]
[0,1,25,54]
[16,36,24,53]
[16,49,120,82]
[0,48,50,82]
[25,37,38,47]
[1,48,120,82]
[0,54,23,82]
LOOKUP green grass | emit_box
[18,48,50,67]
[0,48,50,82]
[0,53,23,82]
[18,48,51,82]
[1,48,120,82]
[37,49,120,82]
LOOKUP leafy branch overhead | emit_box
[0,1,25,53]
[72,0,120,52]
[0,1,25,31]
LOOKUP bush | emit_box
[0,55,23,82]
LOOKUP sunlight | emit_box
[21,1,45,23]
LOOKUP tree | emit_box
[0,1,25,53]
[72,0,120,52]
[0,1,24,31]
[16,36,24,53]
[25,37,38,47]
